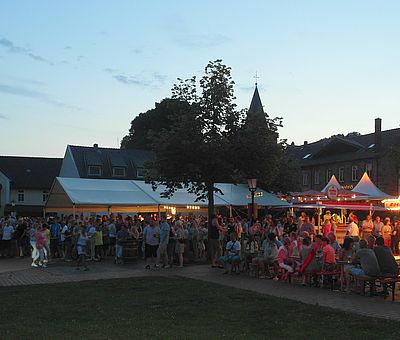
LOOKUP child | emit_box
[76,226,88,271]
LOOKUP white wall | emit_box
[10,189,47,206]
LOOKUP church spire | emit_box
[248,83,264,116]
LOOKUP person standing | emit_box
[115,225,129,264]
[346,215,359,242]
[209,214,224,268]
[76,226,88,271]
[35,225,47,267]
[174,220,185,268]
[381,218,392,248]
[49,218,62,258]
[156,215,170,268]
[372,216,383,238]
[87,222,97,261]
[29,224,39,267]
[391,220,400,255]
[2,221,14,257]
[143,220,159,269]
[361,215,374,240]
[108,219,117,257]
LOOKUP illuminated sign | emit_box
[382,198,400,210]
[341,184,354,190]
[327,186,339,201]
[246,192,264,199]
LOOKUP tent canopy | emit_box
[352,172,394,200]
[45,177,288,212]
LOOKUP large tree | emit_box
[148,60,284,227]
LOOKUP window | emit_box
[88,165,102,176]
[338,167,344,182]
[18,190,24,202]
[302,173,308,186]
[136,167,145,178]
[42,191,49,202]
[352,166,358,181]
[365,163,372,177]
[303,153,311,159]
[314,171,320,185]
[326,169,332,183]
[112,167,126,177]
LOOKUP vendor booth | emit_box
[290,173,393,242]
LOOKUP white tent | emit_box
[321,175,341,191]
[45,177,288,213]
[352,172,394,200]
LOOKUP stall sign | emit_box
[383,198,400,210]
[327,186,339,201]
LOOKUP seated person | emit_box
[322,236,336,272]
[289,232,299,257]
[252,232,279,280]
[327,232,341,254]
[339,237,355,285]
[367,235,376,249]
[219,233,241,274]
[374,236,399,277]
[347,239,381,293]
[278,237,294,281]
[244,234,259,270]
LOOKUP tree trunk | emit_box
[206,182,215,261]
[207,181,214,233]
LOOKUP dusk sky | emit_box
[1,1,399,157]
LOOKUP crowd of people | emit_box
[0,211,399,293]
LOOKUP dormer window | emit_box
[112,167,126,177]
[88,165,102,176]
[136,167,145,178]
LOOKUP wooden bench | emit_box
[302,270,341,289]
[378,275,400,301]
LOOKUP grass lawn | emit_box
[0,276,398,339]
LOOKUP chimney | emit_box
[304,141,308,146]
[374,118,381,153]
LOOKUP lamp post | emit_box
[247,178,257,223]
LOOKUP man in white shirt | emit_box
[346,215,359,242]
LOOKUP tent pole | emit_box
[73,204,76,221]
[229,205,232,218]
[318,209,321,234]
[158,204,160,220]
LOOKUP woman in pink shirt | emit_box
[278,237,294,281]
[322,220,331,237]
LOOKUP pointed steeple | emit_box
[248,84,264,115]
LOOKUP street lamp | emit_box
[247,178,257,222]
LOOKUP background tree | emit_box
[121,99,178,150]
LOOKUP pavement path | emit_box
[1,258,400,321]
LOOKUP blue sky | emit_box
[1,1,399,157]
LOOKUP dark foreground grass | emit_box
[0,276,398,339]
